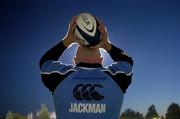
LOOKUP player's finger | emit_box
[70,16,77,26]
[71,16,76,23]
[98,20,105,28]
[99,21,106,30]
[69,18,77,31]
[71,22,77,30]
[98,26,105,34]
[70,16,75,25]
[72,16,77,24]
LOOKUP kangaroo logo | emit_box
[73,84,104,101]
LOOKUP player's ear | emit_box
[99,57,103,64]
[73,56,78,65]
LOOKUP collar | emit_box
[76,62,103,68]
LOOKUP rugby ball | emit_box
[74,13,101,46]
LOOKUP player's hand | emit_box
[90,20,111,51]
[63,16,77,47]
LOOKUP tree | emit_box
[145,105,159,119]
[5,111,26,119]
[120,108,144,119]
[38,103,49,119]
[5,111,14,119]
[160,115,165,119]
[13,113,26,119]
[166,102,180,119]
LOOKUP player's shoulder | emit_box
[100,62,133,76]
[40,60,77,75]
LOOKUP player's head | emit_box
[73,46,103,65]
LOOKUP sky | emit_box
[0,0,180,117]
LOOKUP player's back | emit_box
[53,67,124,119]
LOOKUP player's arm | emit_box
[39,16,77,68]
[39,41,66,68]
[39,16,77,93]
[106,44,133,93]
[107,45,133,66]
[98,21,133,93]
[97,20,133,66]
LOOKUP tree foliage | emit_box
[5,111,26,119]
[5,111,14,119]
[4,102,180,119]
[146,105,159,119]
[166,102,180,119]
[38,103,49,119]
[120,108,144,119]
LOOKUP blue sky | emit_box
[0,0,180,116]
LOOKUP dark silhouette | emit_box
[146,105,159,119]
[120,108,144,119]
[166,102,180,119]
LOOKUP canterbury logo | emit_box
[83,25,94,33]
[73,84,104,101]
[81,15,95,33]
[82,15,90,25]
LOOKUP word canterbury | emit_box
[69,103,106,113]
